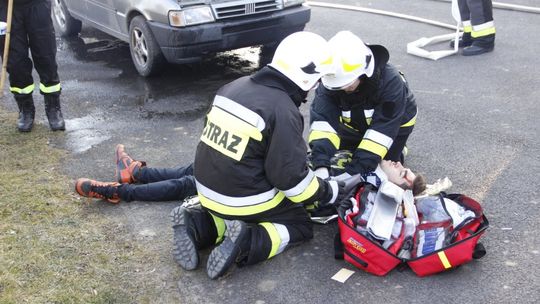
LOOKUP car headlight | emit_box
[283,0,305,7]
[169,6,215,27]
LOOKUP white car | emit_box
[52,0,310,76]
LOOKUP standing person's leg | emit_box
[462,0,495,56]
[0,6,36,132]
[26,0,64,130]
[453,0,474,48]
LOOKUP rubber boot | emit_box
[450,32,473,48]
[171,204,218,270]
[206,220,250,279]
[44,95,66,131]
[15,95,35,132]
[463,34,495,56]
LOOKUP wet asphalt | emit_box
[1,0,539,303]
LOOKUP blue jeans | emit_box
[116,163,196,202]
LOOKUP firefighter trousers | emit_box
[0,0,61,98]
[193,200,314,266]
[457,0,494,29]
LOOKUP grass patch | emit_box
[0,109,169,303]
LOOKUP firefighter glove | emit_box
[322,180,346,206]
[314,167,330,179]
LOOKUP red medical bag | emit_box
[336,184,488,277]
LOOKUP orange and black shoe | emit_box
[75,178,121,203]
[115,144,146,184]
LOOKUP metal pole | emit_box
[0,0,14,97]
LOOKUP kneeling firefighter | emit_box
[309,31,418,179]
[171,31,347,279]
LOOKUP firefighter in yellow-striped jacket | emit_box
[171,32,346,280]
[309,31,417,180]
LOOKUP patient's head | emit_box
[380,160,426,196]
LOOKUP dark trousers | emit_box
[458,0,494,25]
[242,202,313,265]
[197,199,313,266]
[0,0,61,98]
[117,163,197,202]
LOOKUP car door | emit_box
[86,0,122,34]
[63,0,88,18]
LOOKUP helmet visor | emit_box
[322,77,358,91]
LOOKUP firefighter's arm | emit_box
[265,107,338,206]
[346,75,407,175]
[308,86,342,171]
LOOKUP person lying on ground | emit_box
[75,144,196,203]
[307,156,426,217]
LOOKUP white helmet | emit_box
[269,31,333,91]
[322,31,374,90]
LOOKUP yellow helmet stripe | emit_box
[342,58,362,73]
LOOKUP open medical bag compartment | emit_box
[336,183,489,277]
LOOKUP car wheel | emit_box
[129,16,166,77]
[51,0,82,37]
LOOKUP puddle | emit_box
[54,27,273,154]
[64,110,112,154]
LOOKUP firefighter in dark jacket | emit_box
[171,32,345,279]
[309,31,418,180]
[0,0,65,132]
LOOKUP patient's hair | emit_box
[412,173,427,196]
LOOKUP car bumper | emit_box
[147,5,310,64]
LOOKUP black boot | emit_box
[463,34,495,56]
[450,32,473,48]
[44,95,66,131]
[15,95,35,132]
[206,220,250,279]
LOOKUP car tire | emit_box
[51,0,82,37]
[129,16,166,77]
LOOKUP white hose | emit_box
[306,1,458,30]
[307,0,539,59]
[432,0,540,14]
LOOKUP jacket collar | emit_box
[367,44,390,78]
[251,66,307,107]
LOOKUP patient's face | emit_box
[380,160,416,189]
